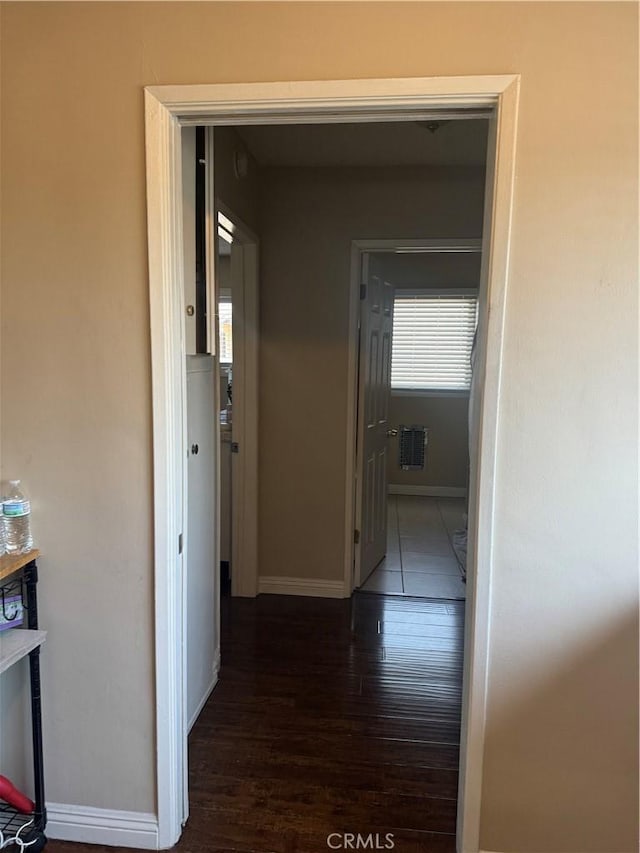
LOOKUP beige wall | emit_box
[258,165,485,582]
[0,4,637,851]
[380,252,481,490]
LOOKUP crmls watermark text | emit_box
[326,833,394,850]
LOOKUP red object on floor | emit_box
[0,775,34,813]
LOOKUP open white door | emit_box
[355,253,394,587]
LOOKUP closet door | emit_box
[186,356,217,728]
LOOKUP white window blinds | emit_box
[391,292,478,391]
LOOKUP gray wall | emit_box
[258,165,486,582]
[379,252,481,490]
[214,127,260,233]
[388,395,470,489]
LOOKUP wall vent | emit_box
[399,425,428,470]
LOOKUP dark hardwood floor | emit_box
[47,593,464,853]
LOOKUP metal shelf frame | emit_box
[0,552,46,849]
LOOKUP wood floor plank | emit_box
[46,592,463,853]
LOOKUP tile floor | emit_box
[361,495,467,599]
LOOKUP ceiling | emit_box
[236,119,488,169]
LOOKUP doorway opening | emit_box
[352,242,482,602]
[217,217,233,597]
[145,75,519,852]
[184,117,489,848]
[214,206,259,600]
[181,130,259,762]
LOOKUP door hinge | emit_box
[360,283,367,300]
[178,533,184,555]
[354,529,360,544]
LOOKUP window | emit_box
[391,291,478,392]
[218,300,233,363]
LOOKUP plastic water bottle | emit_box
[3,481,33,554]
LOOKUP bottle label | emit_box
[3,500,30,517]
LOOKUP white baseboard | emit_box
[388,484,467,498]
[187,647,221,732]
[259,576,346,598]
[46,803,158,849]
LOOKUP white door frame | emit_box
[144,75,519,852]
[348,239,483,594]
[215,200,260,598]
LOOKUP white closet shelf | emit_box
[0,629,47,675]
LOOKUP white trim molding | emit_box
[144,88,186,850]
[388,485,467,498]
[258,576,346,598]
[46,804,159,850]
[456,78,520,853]
[147,77,512,124]
[144,74,520,853]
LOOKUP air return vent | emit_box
[399,425,428,470]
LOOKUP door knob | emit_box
[387,429,398,437]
